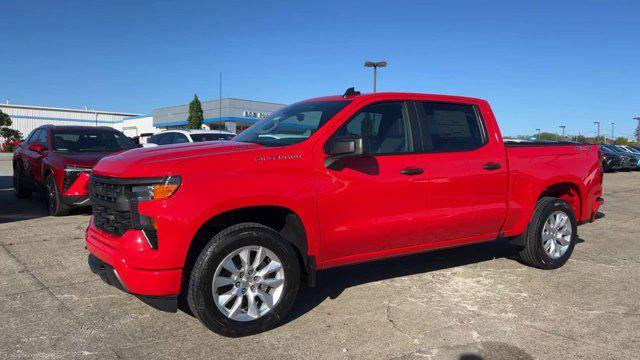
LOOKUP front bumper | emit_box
[88,254,178,312]
[85,218,182,309]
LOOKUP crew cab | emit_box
[85,90,604,336]
[13,125,135,215]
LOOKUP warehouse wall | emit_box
[0,104,138,142]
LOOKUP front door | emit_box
[315,101,434,264]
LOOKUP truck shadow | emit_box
[285,237,586,325]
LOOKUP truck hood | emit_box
[93,141,263,178]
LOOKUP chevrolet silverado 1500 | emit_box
[86,90,604,336]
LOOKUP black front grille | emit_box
[93,204,132,236]
[90,176,133,236]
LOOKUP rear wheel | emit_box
[45,174,70,216]
[13,165,33,199]
[187,223,300,337]
[519,197,577,269]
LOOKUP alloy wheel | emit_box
[541,211,572,259]
[212,245,285,322]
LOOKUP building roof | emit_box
[0,103,140,117]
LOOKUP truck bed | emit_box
[501,143,603,237]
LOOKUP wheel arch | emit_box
[181,205,313,299]
[537,180,583,220]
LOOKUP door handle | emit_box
[400,167,424,176]
[482,162,502,170]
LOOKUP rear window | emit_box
[52,130,134,152]
[191,133,235,142]
[417,102,486,152]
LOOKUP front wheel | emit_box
[187,223,300,337]
[45,174,70,216]
[519,197,577,269]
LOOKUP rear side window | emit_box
[173,133,189,144]
[334,101,413,155]
[147,134,161,144]
[417,102,485,152]
[157,133,175,145]
[191,133,235,142]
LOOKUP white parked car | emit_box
[143,130,236,147]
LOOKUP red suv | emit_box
[13,125,135,215]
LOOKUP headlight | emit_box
[131,176,181,202]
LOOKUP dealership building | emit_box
[153,98,285,133]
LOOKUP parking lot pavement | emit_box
[1,151,639,359]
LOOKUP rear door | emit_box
[413,101,507,241]
[315,101,434,263]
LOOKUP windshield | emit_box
[52,130,135,152]
[234,100,351,146]
[191,133,235,142]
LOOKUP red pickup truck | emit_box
[86,91,604,336]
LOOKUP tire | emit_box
[45,173,70,216]
[13,164,33,199]
[187,223,300,337]
[519,197,577,269]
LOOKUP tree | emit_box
[0,128,23,141]
[536,132,558,141]
[613,137,628,145]
[0,109,11,128]
[574,135,587,143]
[187,94,204,129]
[0,109,23,141]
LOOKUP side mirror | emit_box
[324,136,364,169]
[325,136,363,156]
[28,143,45,153]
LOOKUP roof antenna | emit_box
[343,87,361,98]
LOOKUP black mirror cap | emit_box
[325,136,363,156]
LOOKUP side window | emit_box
[418,102,485,152]
[173,133,189,144]
[39,129,49,147]
[147,134,160,144]
[334,102,412,155]
[27,129,41,144]
[157,133,175,145]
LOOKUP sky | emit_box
[1,0,639,138]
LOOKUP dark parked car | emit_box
[599,146,623,172]
[602,145,640,170]
[12,125,135,215]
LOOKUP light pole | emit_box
[634,117,640,143]
[364,61,387,93]
[535,128,541,140]
[610,122,614,145]
[559,125,566,141]
[594,121,600,143]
